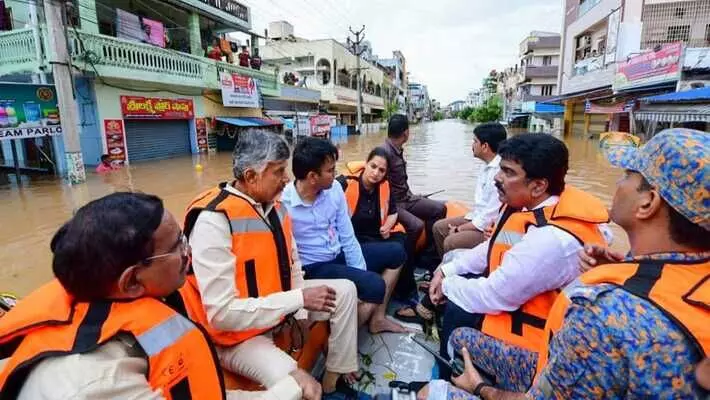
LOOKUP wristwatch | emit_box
[472,382,492,397]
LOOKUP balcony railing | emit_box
[573,55,605,76]
[0,28,40,76]
[197,0,249,22]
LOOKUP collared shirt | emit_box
[281,181,367,270]
[189,183,308,331]
[529,252,710,399]
[465,155,502,230]
[382,139,413,203]
[17,335,301,400]
[440,196,613,315]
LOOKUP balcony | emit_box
[523,65,559,79]
[520,36,562,55]
[0,28,278,97]
[519,93,555,102]
[164,0,250,30]
[562,60,615,95]
[0,28,40,76]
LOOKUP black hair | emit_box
[292,137,339,180]
[497,133,568,196]
[388,114,409,139]
[100,154,110,162]
[51,192,165,301]
[473,123,508,153]
[366,146,390,166]
[637,176,710,250]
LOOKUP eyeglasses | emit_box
[141,234,190,264]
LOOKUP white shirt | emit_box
[441,196,613,315]
[17,335,301,400]
[190,183,309,332]
[465,155,502,230]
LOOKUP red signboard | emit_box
[195,118,208,152]
[104,119,127,165]
[613,42,683,91]
[120,96,194,119]
[310,115,333,137]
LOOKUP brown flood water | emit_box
[0,120,629,296]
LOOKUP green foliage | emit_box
[382,101,400,121]
[455,95,503,123]
[433,111,444,121]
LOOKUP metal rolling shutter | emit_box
[124,120,191,162]
[588,113,608,136]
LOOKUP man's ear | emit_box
[116,265,146,299]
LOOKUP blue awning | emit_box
[534,103,565,114]
[216,117,284,127]
[640,87,710,103]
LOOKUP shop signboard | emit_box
[195,118,208,152]
[220,72,260,108]
[310,114,334,137]
[103,119,127,165]
[121,96,194,119]
[0,83,62,141]
[613,42,683,92]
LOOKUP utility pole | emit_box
[348,25,365,133]
[44,0,86,184]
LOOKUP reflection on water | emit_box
[0,120,628,296]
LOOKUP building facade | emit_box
[0,0,279,173]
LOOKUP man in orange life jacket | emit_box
[180,129,360,398]
[0,192,320,400]
[431,128,709,399]
[425,133,611,382]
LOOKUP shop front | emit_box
[0,83,63,174]
[118,96,196,163]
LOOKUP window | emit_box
[541,85,554,96]
[674,7,685,19]
[542,56,552,66]
[667,25,690,42]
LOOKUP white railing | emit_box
[0,28,39,75]
[573,55,605,76]
[69,30,207,81]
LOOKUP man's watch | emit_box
[472,382,492,397]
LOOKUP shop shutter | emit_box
[572,102,585,136]
[124,120,191,162]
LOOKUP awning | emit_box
[534,103,565,114]
[640,87,710,103]
[216,117,284,127]
[635,104,710,122]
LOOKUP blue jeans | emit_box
[303,253,386,304]
[359,237,407,274]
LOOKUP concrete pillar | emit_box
[584,113,591,137]
[563,100,574,138]
[188,12,202,56]
[77,0,99,34]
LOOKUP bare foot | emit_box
[369,317,410,334]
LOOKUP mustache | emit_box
[495,181,505,194]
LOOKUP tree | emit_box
[433,111,444,121]
[382,100,400,121]
[467,95,503,123]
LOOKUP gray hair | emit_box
[233,128,290,180]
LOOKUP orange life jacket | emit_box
[337,168,405,234]
[536,258,710,377]
[480,186,609,352]
[0,280,225,400]
[179,183,294,346]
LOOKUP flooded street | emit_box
[0,120,628,296]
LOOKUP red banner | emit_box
[310,115,332,137]
[195,118,208,152]
[120,96,194,119]
[613,42,682,91]
[104,119,126,165]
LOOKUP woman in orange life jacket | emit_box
[0,192,320,400]
[336,146,410,334]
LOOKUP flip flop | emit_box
[393,306,432,326]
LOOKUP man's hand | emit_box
[289,369,322,400]
[578,244,625,273]
[302,286,336,313]
[451,347,484,394]
[429,268,446,305]
[380,226,391,240]
[483,221,495,240]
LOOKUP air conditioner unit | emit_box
[677,80,708,92]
